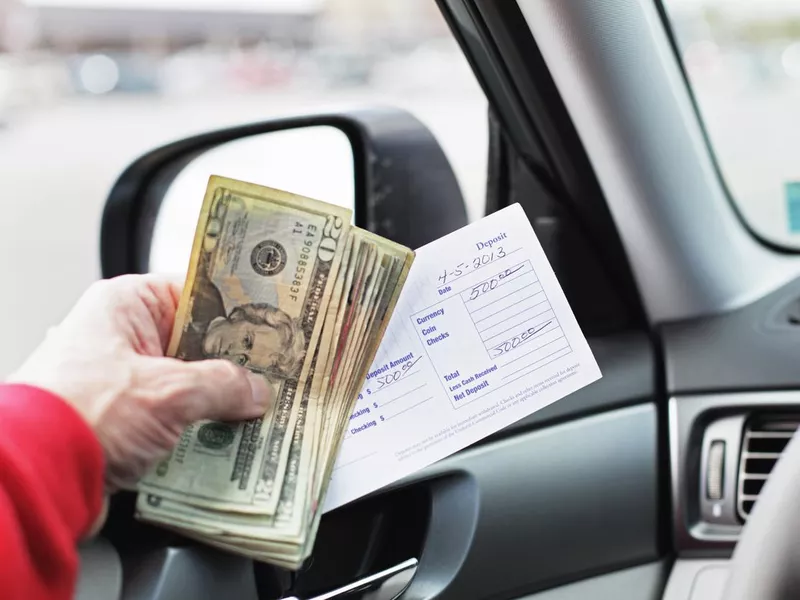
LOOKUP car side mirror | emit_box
[100,107,469,278]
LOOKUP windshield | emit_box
[661,0,800,249]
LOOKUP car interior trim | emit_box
[516,560,669,600]
[75,537,123,600]
[663,276,800,394]
[398,403,660,599]
[515,0,799,322]
[669,392,800,556]
[662,559,729,600]
[437,0,648,334]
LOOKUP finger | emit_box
[102,416,180,492]
[104,441,174,494]
[171,359,272,423]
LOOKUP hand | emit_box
[8,274,272,497]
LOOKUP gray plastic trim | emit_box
[669,391,800,555]
[283,558,418,600]
[516,0,798,322]
[75,537,123,600]
[515,560,667,600]
[121,546,259,600]
[115,405,658,600]
[698,416,744,528]
[662,559,728,600]
[399,404,659,599]
[664,276,800,394]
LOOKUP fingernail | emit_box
[247,372,271,411]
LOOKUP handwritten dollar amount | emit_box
[492,321,554,357]
[362,356,423,396]
[467,264,526,301]
[437,247,507,287]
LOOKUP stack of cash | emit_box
[136,175,414,569]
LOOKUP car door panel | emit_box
[398,404,660,600]
[664,277,800,393]
[258,334,660,599]
[98,403,661,600]
[517,561,668,600]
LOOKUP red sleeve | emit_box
[0,384,104,600]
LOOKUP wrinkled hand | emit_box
[9,274,271,519]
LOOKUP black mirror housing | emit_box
[100,107,469,278]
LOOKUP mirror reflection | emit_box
[149,125,355,274]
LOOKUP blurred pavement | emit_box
[0,90,487,376]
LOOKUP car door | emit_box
[90,1,700,599]
[448,2,800,599]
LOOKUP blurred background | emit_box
[0,0,488,376]
[665,0,800,249]
[0,0,799,376]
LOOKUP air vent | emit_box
[737,416,800,521]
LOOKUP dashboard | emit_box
[661,276,800,599]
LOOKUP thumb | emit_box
[170,359,272,423]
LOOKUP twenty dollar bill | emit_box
[139,176,351,516]
[136,175,414,570]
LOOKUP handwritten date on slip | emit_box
[322,203,602,513]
